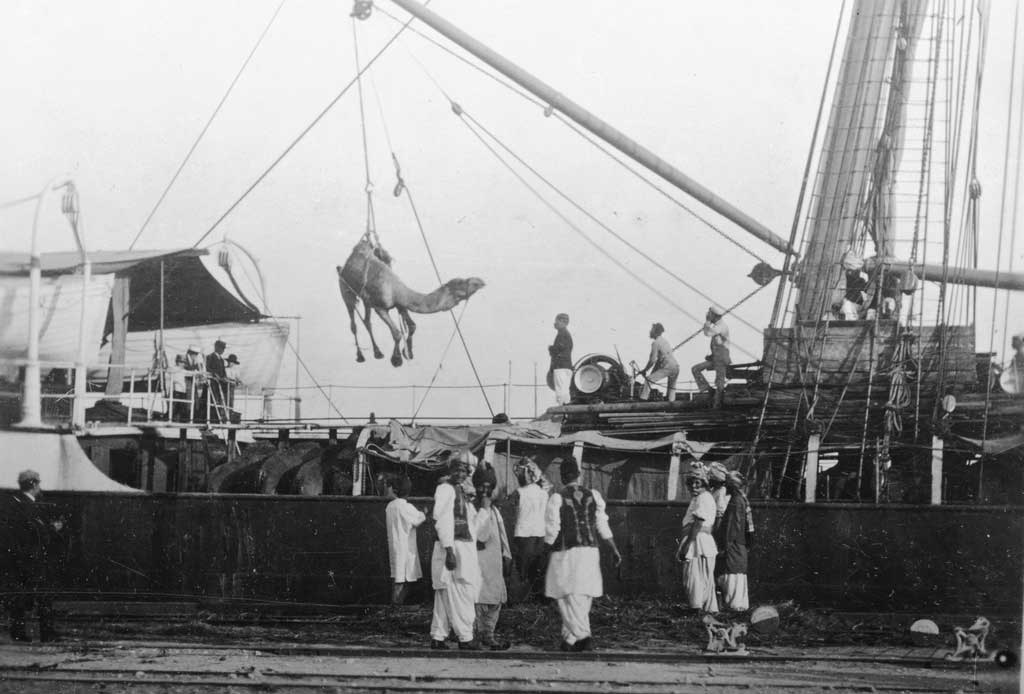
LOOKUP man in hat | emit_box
[511,457,549,601]
[543,456,622,652]
[206,339,228,422]
[548,313,574,405]
[1,470,64,642]
[430,453,485,650]
[691,305,731,408]
[472,463,512,650]
[225,354,242,417]
[638,322,680,402]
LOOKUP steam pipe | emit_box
[388,0,796,256]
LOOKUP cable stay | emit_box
[407,56,760,360]
[131,0,287,251]
[373,3,772,268]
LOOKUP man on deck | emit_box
[548,313,574,405]
[206,339,228,423]
[430,453,485,650]
[544,457,622,652]
[639,322,680,402]
[691,305,731,408]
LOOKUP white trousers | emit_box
[552,372,577,405]
[683,555,719,613]
[717,573,749,611]
[555,594,593,645]
[431,581,477,642]
[553,369,572,404]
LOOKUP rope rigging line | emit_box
[982,0,1019,445]
[130,0,287,251]
[408,60,762,357]
[454,109,764,336]
[410,302,467,423]
[398,173,494,416]
[189,10,420,250]
[373,3,768,266]
[232,250,351,425]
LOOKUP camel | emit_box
[336,236,485,367]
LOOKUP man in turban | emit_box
[543,457,622,652]
[472,463,512,650]
[429,453,485,650]
[676,464,719,612]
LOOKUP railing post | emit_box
[667,432,686,501]
[127,368,135,424]
[804,433,820,503]
[930,436,943,505]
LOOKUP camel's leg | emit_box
[373,307,405,367]
[397,308,417,360]
[341,290,366,363]
[360,303,385,360]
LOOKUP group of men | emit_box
[547,307,732,408]
[386,452,621,652]
[168,339,242,423]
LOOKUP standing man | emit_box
[548,313,574,405]
[638,322,680,402]
[385,476,426,606]
[544,457,622,652]
[715,470,754,611]
[2,470,64,642]
[691,305,731,408]
[472,463,512,650]
[206,339,228,423]
[430,453,484,651]
[510,458,549,601]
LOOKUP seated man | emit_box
[691,305,731,408]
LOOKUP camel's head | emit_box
[446,277,486,302]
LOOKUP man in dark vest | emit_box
[2,470,64,642]
[206,339,228,423]
[429,452,484,650]
[543,457,621,652]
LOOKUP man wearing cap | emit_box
[472,463,512,650]
[548,313,574,405]
[225,354,242,418]
[206,340,228,423]
[691,305,731,408]
[639,322,680,402]
[544,457,622,652]
[430,453,486,650]
[510,457,549,601]
[1,471,63,642]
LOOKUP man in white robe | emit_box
[544,457,622,652]
[430,455,485,650]
[385,476,426,605]
[472,463,512,650]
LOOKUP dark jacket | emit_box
[549,328,573,371]
[0,493,62,588]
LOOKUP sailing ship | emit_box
[0,0,1020,610]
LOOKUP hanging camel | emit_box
[337,237,485,367]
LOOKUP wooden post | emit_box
[930,436,943,505]
[572,441,585,485]
[667,432,686,501]
[179,427,190,493]
[227,428,237,464]
[804,433,820,503]
[353,427,374,497]
[277,428,289,449]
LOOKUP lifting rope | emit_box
[131,0,287,250]
[351,6,492,416]
[189,11,419,249]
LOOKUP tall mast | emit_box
[388,0,796,257]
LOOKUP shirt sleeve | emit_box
[401,500,426,527]
[433,484,455,548]
[544,493,562,545]
[475,506,494,543]
[592,490,613,540]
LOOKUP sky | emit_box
[1,1,1021,425]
